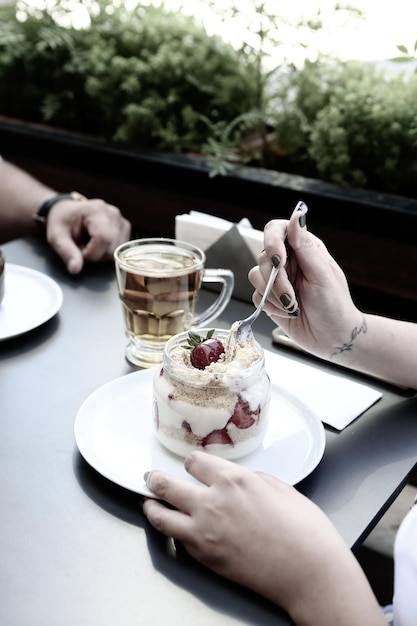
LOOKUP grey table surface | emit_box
[1,236,417,626]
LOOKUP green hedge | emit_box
[271,59,417,196]
[0,0,258,153]
[1,1,417,196]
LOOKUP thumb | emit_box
[66,251,84,274]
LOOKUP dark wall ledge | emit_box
[1,118,417,321]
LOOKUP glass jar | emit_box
[153,328,271,460]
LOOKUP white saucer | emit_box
[74,369,326,497]
[0,264,63,341]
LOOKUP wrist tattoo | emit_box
[331,316,367,358]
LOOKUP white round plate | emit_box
[0,264,63,341]
[74,369,326,497]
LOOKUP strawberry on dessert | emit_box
[184,330,225,369]
[152,327,271,460]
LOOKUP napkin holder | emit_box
[175,212,263,303]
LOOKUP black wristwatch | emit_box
[33,191,86,230]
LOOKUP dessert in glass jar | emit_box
[153,328,271,460]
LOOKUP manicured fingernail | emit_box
[143,471,150,485]
[280,293,292,308]
[272,254,281,267]
[289,309,299,317]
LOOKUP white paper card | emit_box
[265,349,382,430]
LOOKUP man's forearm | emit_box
[0,160,56,242]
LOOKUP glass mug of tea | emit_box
[114,238,234,368]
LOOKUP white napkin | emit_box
[265,349,382,430]
[175,211,264,261]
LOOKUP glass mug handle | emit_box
[193,269,234,327]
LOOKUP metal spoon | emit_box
[226,258,280,356]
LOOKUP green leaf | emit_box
[397,44,409,54]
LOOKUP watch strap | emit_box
[33,191,86,228]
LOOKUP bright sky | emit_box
[160,0,417,63]
[21,0,417,63]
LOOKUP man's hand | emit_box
[47,197,131,274]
